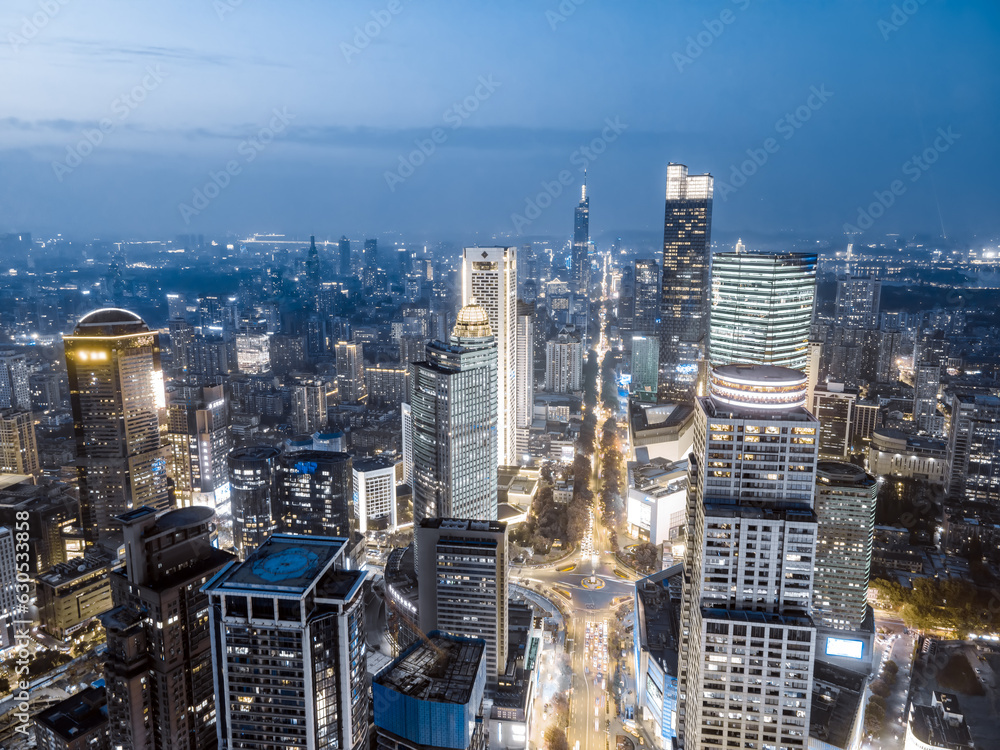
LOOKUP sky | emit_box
[1,0,998,246]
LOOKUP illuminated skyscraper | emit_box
[0,351,31,410]
[227,445,279,559]
[571,179,590,293]
[339,235,351,277]
[834,277,881,329]
[632,259,661,335]
[410,304,498,528]
[680,365,819,747]
[275,450,354,539]
[336,341,368,405]
[659,164,713,395]
[515,301,535,461]
[0,409,39,476]
[205,535,369,750]
[64,308,170,543]
[462,247,516,465]
[709,251,817,371]
[363,238,378,289]
[545,329,583,393]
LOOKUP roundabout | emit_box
[580,576,606,590]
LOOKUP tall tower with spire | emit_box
[572,174,590,293]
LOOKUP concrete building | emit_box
[515,301,535,461]
[628,401,695,463]
[64,308,171,543]
[946,391,1000,505]
[633,566,682,747]
[0,409,39,476]
[417,518,508,677]
[0,527,17,650]
[544,329,582,393]
[353,457,397,533]
[37,551,115,639]
[33,687,109,750]
[275,450,354,539]
[630,334,660,404]
[680,365,819,748]
[812,462,877,631]
[867,428,949,485]
[834,278,881,329]
[811,384,857,460]
[100,506,233,750]
[205,534,369,750]
[0,351,31,411]
[462,246,517,465]
[336,340,368,405]
[904,693,974,750]
[373,632,489,750]
[292,379,326,434]
[626,459,688,547]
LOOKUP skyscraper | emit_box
[571,179,590,293]
[64,308,171,543]
[291,379,326,434]
[461,247,516,465]
[0,409,39,476]
[205,535,369,750]
[363,238,378,290]
[947,391,1000,504]
[834,277,881,329]
[515,301,535,462]
[101,505,234,750]
[632,259,661,335]
[0,351,31,411]
[680,365,819,748]
[660,164,713,395]
[417,517,508,677]
[306,235,321,292]
[410,304,498,527]
[544,329,583,393]
[336,341,368,405]
[275,450,354,539]
[709,251,817,371]
[165,385,232,519]
[629,334,659,403]
[339,235,351,277]
[353,457,397,533]
[812,462,877,631]
[227,445,279,559]
[913,362,942,435]
[0,527,17,651]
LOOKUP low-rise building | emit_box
[867,428,949,485]
[33,686,109,750]
[628,401,695,463]
[37,551,115,639]
[905,692,974,750]
[807,661,866,750]
[625,459,687,546]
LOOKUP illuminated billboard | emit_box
[825,637,864,659]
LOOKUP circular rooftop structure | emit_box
[709,365,807,411]
[73,307,149,336]
[452,303,493,340]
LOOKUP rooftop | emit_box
[204,534,346,595]
[635,565,681,674]
[809,661,866,748]
[419,517,506,534]
[909,697,974,750]
[376,632,486,704]
[34,687,108,741]
[72,307,149,335]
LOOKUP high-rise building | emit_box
[353,458,397,533]
[659,164,713,394]
[64,308,171,543]
[462,246,516,466]
[205,534,369,750]
[515,301,535,461]
[812,462,876,630]
[811,384,857,460]
[339,235,351,277]
[680,365,819,748]
[571,180,590,293]
[234,329,271,375]
[101,505,234,750]
[914,362,942,435]
[417,518,508,677]
[306,235,321,292]
[365,365,409,407]
[33,687,109,750]
[632,259,661,335]
[336,341,368,405]
[544,329,583,393]
[401,402,413,486]
[630,334,659,403]
[227,445,279,559]
[165,385,231,521]
[0,409,40,475]
[410,305,498,527]
[292,380,326,434]
[834,277,881,329]
[0,527,17,650]
[275,450,354,539]
[709,251,817,371]
[363,238,378,290]
[947,391,1000,504]
[373,632,489,750]
[0,351,31,411]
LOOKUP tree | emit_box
[869,678,891,698]
[864,699,885,738]
[551,693,570,728]
[545,726,570,750]
[632,542,660,573]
